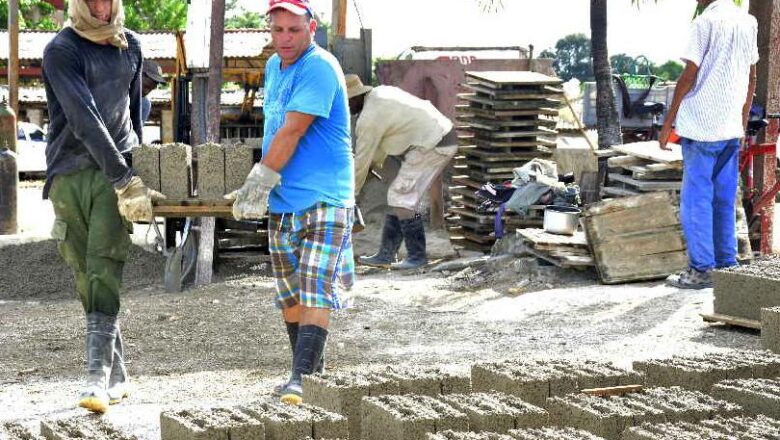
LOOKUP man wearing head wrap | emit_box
[42,0,165,413]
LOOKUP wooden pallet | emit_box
[516,228,595,268]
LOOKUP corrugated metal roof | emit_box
[0,29,272,61]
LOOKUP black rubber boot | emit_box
[107,326,129,404]
[360,214,403,267]
[79,312,117,413]
[280,325,328,405]
[392,216,427,270]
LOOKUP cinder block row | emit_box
[633,350,780,391]
[373,365,472,396]
[303,370,400,440]
[224,144,256,194]
[241,398,348,440]
[160,142,192,199]
[622,415,780,440]
[762,307,780,354]
[472,359,641,407]
[713,255,780,320]
[546,386,742,440]
[194,143,226,200]
[0,423,43,440]
[40,418,136,440]
[131,144,162,191]
[160,407,264,440]
[712,377,780,419]
[427,427,605,440]
[441,392,548,433]
[361,394,468,440]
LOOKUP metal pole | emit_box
[9,0,19,115]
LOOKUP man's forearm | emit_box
[743,65,757,131]
[262,125,304,172]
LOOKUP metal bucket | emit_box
[543,205,581,236]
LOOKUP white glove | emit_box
[224,163,281,220]
[115,176,166,222]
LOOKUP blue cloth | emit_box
[262,44,354,213]
[680,137,740,271]
[142,96,151,122]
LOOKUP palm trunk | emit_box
[590,0,622,199]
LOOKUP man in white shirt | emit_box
[347,74,457,270]
[659,0,758,289]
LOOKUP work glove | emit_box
[224,163,281,220]
[115,176,166,222]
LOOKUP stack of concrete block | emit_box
[471,359,642,406]
[633,350,780,391]
[240,398,348,440]
[440,392,548,433]
[713,255,780,320]
[507,427,606,440]
[303,370,400,440]
[712,377,780,419]
[762,307,780,353]
[40,418,137,440]
[427,431,515,440]
[160,407,264,440]
[224,144,255,194]
[373,365,472,396]
[361,394,469,440]
[131,144,162,191]
[0,423,43,440]
[160,143,192,199]
[622,415,780,439]
[546,386,742,439]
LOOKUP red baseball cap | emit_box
[267,0,312,16]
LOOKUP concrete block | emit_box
[622,415,780,439]
[131,144,161,192]
[224,144,256,194]
[240,397,347,440]
[159,407,264,440]
[0,423,43,440]
[194,143,225,200]
[441,392,548,433]
[40,418,137,440]
[762,307,780,354]
[374,365,471,396]
[546,386,742,440]
[471,359,641,407]
[712,377,780,419]
[160,143,192,199]
[361,394,468,440]
[303,371,400,440]
[507,427,606,440]
[633,350,780,391]
[713,255,780,320]
[427,431,515,440]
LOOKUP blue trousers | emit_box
[680,138,740,272]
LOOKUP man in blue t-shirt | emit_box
[227,0,355,406]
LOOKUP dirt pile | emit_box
[0,239,166,301]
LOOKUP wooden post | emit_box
[8,0,19,115]
[331,0,347,39]
[749,0,779,254]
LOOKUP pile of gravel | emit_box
[0,239,165,301]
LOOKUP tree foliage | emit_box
[123,0,188,31]
[539,33,594,82]
[225,0,265,29]
[0,0,58,30]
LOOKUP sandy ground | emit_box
[0,181,771,438]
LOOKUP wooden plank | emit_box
[195,217,215,286]
[458,117,558,130]
[601,186,640,198]
[628,165,683,181]
[582,385,643,397]
[475,139,556,149]
[607,155,649,168]
[459,106,560,119]
[592,149,619,158]
[459,93,562,110]
[608,173,682,191]
[474,127,558,139]
[465,71,563,86]
[611,141,683,165]
[516,228,588,247]
[646,162,682,171]
[583,191,678,217]
[700,313,762,330]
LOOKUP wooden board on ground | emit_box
[607,155,649,168]
[601,186,640,198]
[519,242,594,268]
[608,173,682,191]
[700,313,762,330]
[627,165,683,181]
[611,141,683,165]
[583,191,688,284]
[517,228,589,248]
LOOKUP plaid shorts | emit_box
[268,203,355,310]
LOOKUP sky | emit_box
[238,0,751,65]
